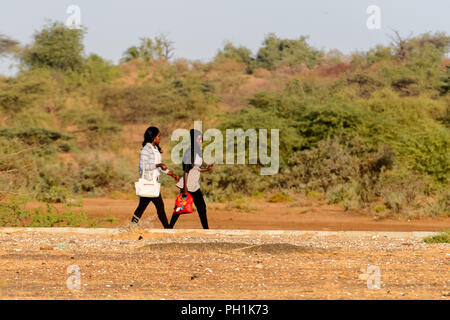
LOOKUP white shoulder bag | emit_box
[135,166,160,197]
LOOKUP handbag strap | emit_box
[141,165,157,182]
[141,146,160,181]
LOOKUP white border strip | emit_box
[0,227,439,238]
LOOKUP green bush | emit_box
[226,196,255,212]
[0,201,30,226]
[429,190,450,216]
[400,133,449,183]
[326,183,355,205]
[36,186,71,203]
[267,191,294,203]
[74,156,133,195]
[215,42,254,73]
[255,33,323,70]
[0,127,72,146]
[424,230,450,244]
[200,165,269,202]
[296,108,361,149]
[100,77,215,124]
[81,54,122,85]
[0,201,100,227]
[0,69,58,113]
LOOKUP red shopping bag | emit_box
[173,192,193,214]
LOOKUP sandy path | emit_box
[26,197,450,231]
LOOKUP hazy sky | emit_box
[0,0,449,76]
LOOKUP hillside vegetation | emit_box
[0,21,449,223]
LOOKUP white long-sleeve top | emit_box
[138,143,168,181]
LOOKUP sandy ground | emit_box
[0,228,448,300]
[7,196,449,300]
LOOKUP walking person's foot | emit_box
[124,219,140,232]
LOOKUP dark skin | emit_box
[152,132,179,183]
[182,135,214,195]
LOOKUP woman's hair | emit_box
[142,126,162,153]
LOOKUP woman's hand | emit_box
[206,162,215,171]
[169,171,180,182]
[157,163,168,171]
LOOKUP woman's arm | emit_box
[156,162,179,182]
[156,163,168,171]
[200,162,215,172]
[167,170,180,182]
[182,172,189,195]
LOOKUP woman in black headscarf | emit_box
[170,129,214,229]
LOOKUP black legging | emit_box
[131,194,170,228]
[169,189,209,229]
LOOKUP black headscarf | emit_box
[182,129,202,173]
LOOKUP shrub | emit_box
[200,165,268,202]
[215,42,255,73]
[429,190,450,216]
[0,69,58,113]
[74,156,133,195]
[255,33,323,70]
[0,198,105,227]
[424,230,450,244]
[0,201,30,226]
[285,137,361,192]
[100,79,214,124]
[306,191,323,200]
[296,108,361,149]
[401,133,449,183]
[36,186,71,203]
[267,191,294,203]
[0,127,72,146]
[326,184,355,204]
[226,197,254,212]
[81,54,122,85]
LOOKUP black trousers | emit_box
[131,194,170,228]
[169,189,209,229]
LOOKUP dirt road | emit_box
[26,197,450,231]
[0,228,448,300]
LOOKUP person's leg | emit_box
[169,189,183,228]
[131,197,151,223]
[150,194,170,229]
[191,189,209,229]
[169,213,180,229]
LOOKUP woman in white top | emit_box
[169,129,214,229]
[131,126,179,228]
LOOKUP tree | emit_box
[440,65,450,95]
[121,34,175,63]
[21,21,86,72]
[215,41,254,72]
[388,30,450,63]
[0,33,18,57]
[82,54,122,84]
[387,30,412,62]
[157,33,175,60]
[255,33,323,70]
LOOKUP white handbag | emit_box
[135,166,160,197]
